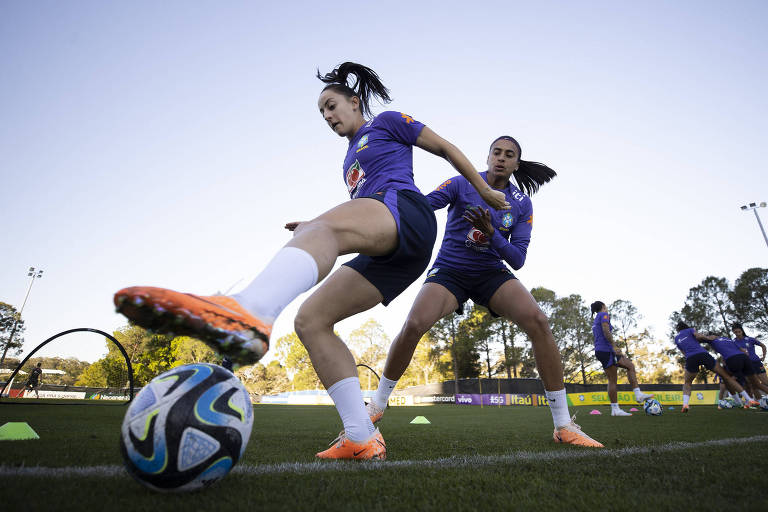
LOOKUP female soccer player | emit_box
[673,321,753,412]
[709,332,768,401]
[114,62,509,460]
[366,136,604,447]
[589,301,654,416]
[732,323,768,390]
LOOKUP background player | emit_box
[673,321,753,412]
[115,62,510,460]
[590,301,654,416]
[24,362,42,399]
[732,323,767,392]
[366,135,603,447]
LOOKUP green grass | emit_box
[1,403,767,511]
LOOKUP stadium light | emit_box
[740,202,768,251]
[0,267,45,367]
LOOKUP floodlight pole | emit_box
[0,267,44,367]
[740,202,768,251]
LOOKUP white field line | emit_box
[2,435,766,479]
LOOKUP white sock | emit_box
[327,377,376,442]
[733,395,743,406]
[231,247,319,323]
[373,376,398,409]
[740,391,752,402]
[545,389,571,428]
[611,402,620,412]
[683,394,690,407]
[632,387,642,399]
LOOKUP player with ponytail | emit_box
[115,61,510,460]
[368,135,605,448]
[590,301,654,416]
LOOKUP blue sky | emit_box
[1,1,767,364]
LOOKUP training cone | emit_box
[589,409,601,415]
[629,408,639,412]
[0,422,40,441]
[410,416,431,424]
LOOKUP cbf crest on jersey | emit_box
[346,160,366,198]
[501,212,514,228]
[356,135,369,153]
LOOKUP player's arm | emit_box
[693,330,716,342]
[601,320,623,357]
[463,207,531,270]
[757,339,766,361]
[415,127,510,211]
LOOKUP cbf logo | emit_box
[465,228,489,251]
[502,212,514,228]
[356,135,369,153]
[427,267,440,277]
[346,160,366,198]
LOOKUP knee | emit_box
[294,306,330,344]
[522,311,551,338]
[399,316,431,345]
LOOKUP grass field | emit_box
[1,402,767,511]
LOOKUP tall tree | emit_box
[429,311,477,392]
[731,267,768,335]
[400,332,441,387]
[609,299,642,358]
[0,302,25,364]
[551,294,596,385]
[348,318,390,375]
[678,276,735,335]
[238,360,290,395]
[461,305,496,378]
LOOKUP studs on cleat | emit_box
[132,297,144,307]
[153,306,166,316]
[116,296,127,306]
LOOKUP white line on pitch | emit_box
[1,435,766,479]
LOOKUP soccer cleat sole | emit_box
[114,290,268,366]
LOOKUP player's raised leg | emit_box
[489,280,603,447]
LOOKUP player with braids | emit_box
[115,62,510,460]
[367,136,605,447]
[589,301,654,416]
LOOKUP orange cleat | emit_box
[747,400,760,409]
[114,286,270,366]
[553,418,604,448]
[366,402,384,424]
[681,405,689,413]
[316,429,386,460]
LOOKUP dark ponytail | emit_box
[491,136,557,196]
[316,62,391,118]
[590,301,605,317]
[676,320,690,332]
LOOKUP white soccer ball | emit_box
[759,396,768,411]
[120,363,254,492]
[643,398,663,416]
[718,399,734,409]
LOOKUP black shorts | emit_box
[595,350,618,370]
[724,354,754,381]
[344,189,437,306]
[423,266,517,317]
[751,359,766,375]
[685,352,716,373]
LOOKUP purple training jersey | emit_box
[592,312,613,352]
[674,328,707,358]
[737,336,762,362]
[342,111,425,199]
[427,172,533,271]
[709,337,744,359]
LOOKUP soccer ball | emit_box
[718,399,734,409]
[120,363,253,492]
[643,398,663,416]
[759,396,768,411]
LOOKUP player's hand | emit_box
[479,187,510,210]
[462,207,495,238]
[285,222,303,232]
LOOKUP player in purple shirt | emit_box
[115,62,510,461]
[732,323,767,391]
[367,136,603,448]
[711,331,768,402]
[673,321,753,411]
[589,301,653,416]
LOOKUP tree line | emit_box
[1,268,764,393]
